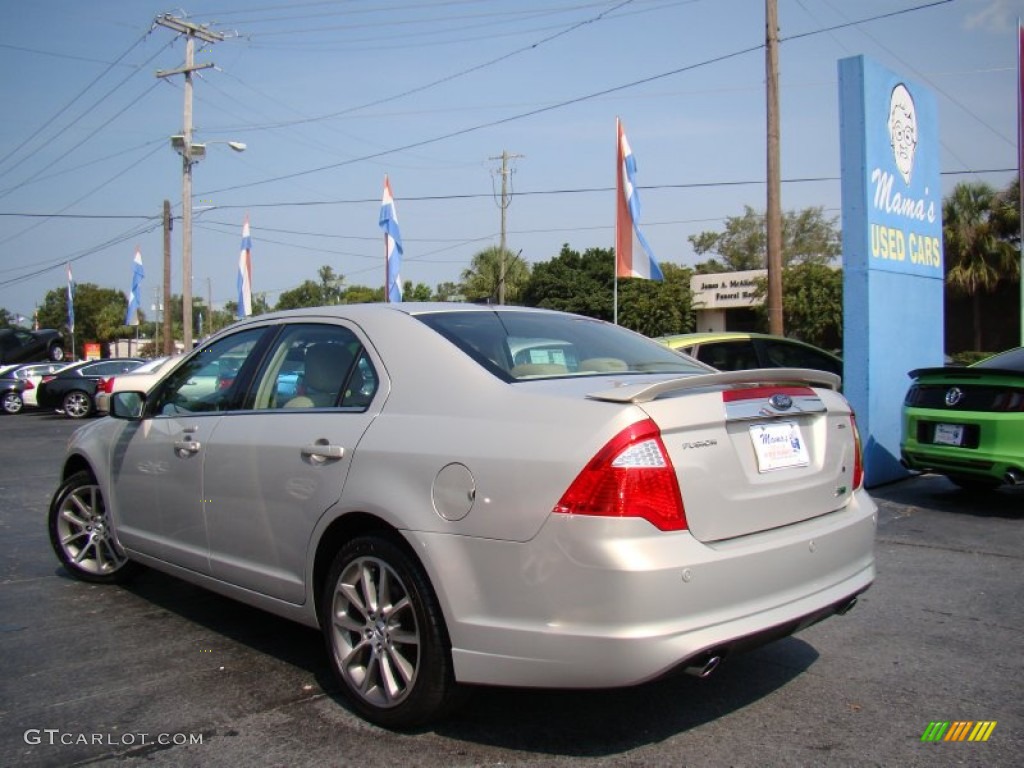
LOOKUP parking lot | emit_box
[1,410,1021,767]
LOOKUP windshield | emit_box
[417,310,707,380]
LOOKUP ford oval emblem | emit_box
[769,393,793,410]
[945,387,964,407]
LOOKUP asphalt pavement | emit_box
[0,410,1020,767]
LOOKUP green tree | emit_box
[943,182,1019,350]
[37,283,129,357]
[752,263,843,350]
[460,246,530,304]
[276,281,324,310]
[616,262,695,336]
[0,308,13,328]
[274,265,346,310]
[689,206,840,271]
[434,282,462,301]
[521,245,613,318]
[341,285,384,304]
[402,281,433,301]
[521,245,694,336]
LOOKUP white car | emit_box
[10,361,69,407]
[49,304,876,729]
[94,356,179,415]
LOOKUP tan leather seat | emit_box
[285,344,354,408]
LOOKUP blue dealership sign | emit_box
[839,55,945,486]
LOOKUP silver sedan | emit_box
[48,303,876,729]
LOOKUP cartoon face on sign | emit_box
[888,83,917,185]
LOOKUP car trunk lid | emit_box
[589,369,858,543]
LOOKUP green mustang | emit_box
[901,346,1024,490]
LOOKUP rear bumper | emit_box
[411,489,877,688]
[901,409,1024,484]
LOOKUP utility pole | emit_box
[490,150,523,304]
[155,14,222,350]
[162,199,173,355]
[152,285,162,354]
[765,0,784,336]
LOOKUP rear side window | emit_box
[417,310,704,380]
[249,323,378,410]
[696,341,758,371]
[762,340,842,376]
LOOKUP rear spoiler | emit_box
[586,367,842,404]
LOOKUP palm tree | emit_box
[460,247,530,304]
[943,182,1018,350]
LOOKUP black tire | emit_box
[321,535,462,729]
[48,470,139,584]
[2,390,23,414]
[49,344,65,362]
[62,390,93,419]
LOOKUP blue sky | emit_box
[0,0,1019,323]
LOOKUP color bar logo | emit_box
[921,721,997,742]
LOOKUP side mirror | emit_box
[109,391,146,420]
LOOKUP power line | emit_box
[196,0,955,199]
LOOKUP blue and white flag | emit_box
[379,175,403,302]
[66,262,75,332]
[237,215,253,318]
[615,118,663,281]
[125,248,144,326]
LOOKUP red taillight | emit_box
[553,418,687,531]
[850,413,864,491]
[97,377,114,394]
[40,375,56,384]
[24,380,34,390]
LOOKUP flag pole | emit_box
[614,118,619,325]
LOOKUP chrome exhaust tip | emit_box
[684,654,722,678]
[835,596,858,616]
[1005,469,1024,486]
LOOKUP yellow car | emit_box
[656,332,843,377]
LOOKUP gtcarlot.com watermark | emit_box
[24,729,203,747]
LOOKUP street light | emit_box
[169,135,245,348]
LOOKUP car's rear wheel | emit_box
[49,471,138,584]
[49,344,65,362]
[321,535,461,729]
[62,390,92,419]
[2,391,23,414]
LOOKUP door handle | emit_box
[174,439,201,457]
[301,442,345,462]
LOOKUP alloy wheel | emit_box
[2,391,22,414]
[329,555,421,709]
[63,391,91,419]
[53,481,129,577]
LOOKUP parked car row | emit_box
[0,357,147,418]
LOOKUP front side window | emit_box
[417,310,705,380]
[150,328,265,415]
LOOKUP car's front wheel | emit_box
[62,390,92,419]
[2,391,23,414]
[321,535,462,729]
[49,471,138,584]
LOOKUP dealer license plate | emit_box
[933,423,964,446]
[749,421,810,473]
